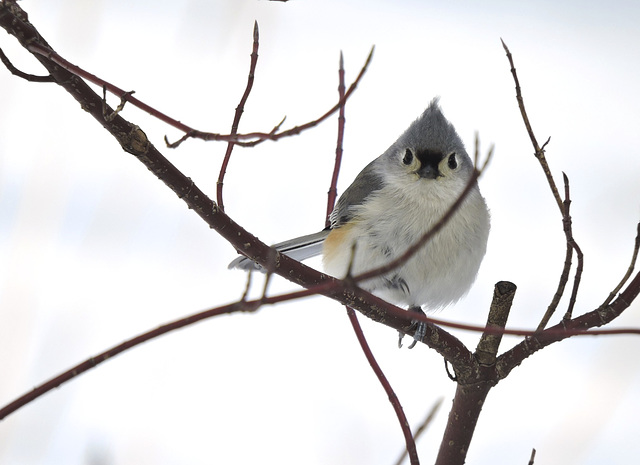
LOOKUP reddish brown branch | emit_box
[223,46,374,148]
[496,268,640,380]
[394,398,444,465]
[326,51,346,228]
[1,265,637,422]
[23,32,373,149]
[216,21,260,211]
[0,299,258,421]
[346,307,419,465]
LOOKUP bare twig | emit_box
[222,46,375,148]
[0,47,53,82]
[216,21,260,211]
[561,173,583,321]
[346,307,419,465]
[501,38,563,213]
[537,173,584,329]
[394,397,444,465]
[0,297,260,421]
[600,221,640,308]
[496,269,640,381]
[24,39,373,149]
[326,51,346,228]
[528,448,537,465]
[539,235,573,330]
[502,39,585,331]
[102,86,135,122]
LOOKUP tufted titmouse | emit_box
[229,99,490,348]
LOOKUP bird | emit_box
[229,99,490,348]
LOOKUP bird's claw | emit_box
[398,307,427,349]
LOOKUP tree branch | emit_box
[346,307,419,465]
[325,51,346,228]
[496,269,640,380]
[216,21,260,211]
[434,281,517,465]
[0,46,53,81]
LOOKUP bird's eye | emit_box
[403,149,414,165]
[447,153,458,170]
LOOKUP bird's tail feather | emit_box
[228,230,329,272]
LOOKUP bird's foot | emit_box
[397,306,427,349]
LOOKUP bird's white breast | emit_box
[322,183,489,310]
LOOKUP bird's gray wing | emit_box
[329,158,385,228]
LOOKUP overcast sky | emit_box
[1,1,640,464]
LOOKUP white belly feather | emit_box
[322,185,489,310]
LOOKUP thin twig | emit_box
[600,221,640,308]
[0,47,54,82]
[394,397,444,465]
[561,173,583,321]
[102,86,135,122]
[346,307,419,465]
[528,448,536,465]
[0,298,260,421]
[538,238,572,330]
[326,51,346,228]
[216,21,260,211]
[496,270,640,381]
[502,39,584,331]
[501,39,563,214]
[537,173,584,329]
[25,40,374,148]
[222,46,375,148]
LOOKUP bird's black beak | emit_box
[417,164,442,179]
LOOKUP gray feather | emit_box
[329,159,385,228]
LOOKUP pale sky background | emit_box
[1,1,640,464]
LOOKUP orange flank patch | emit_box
[323,222,357,263]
